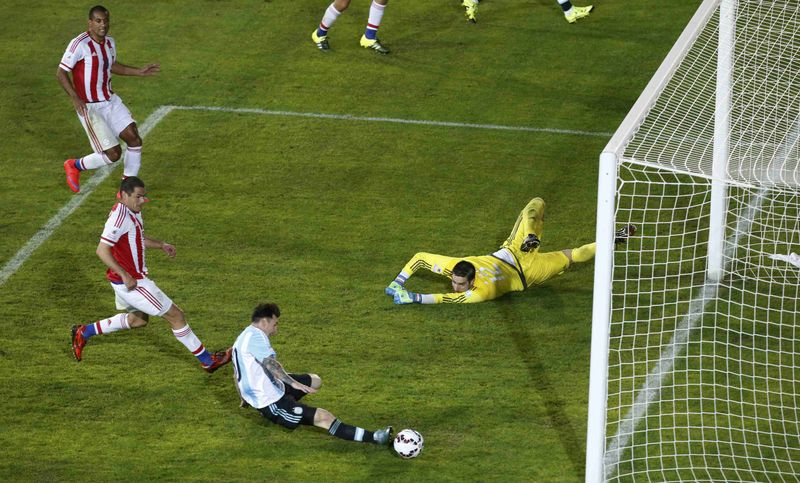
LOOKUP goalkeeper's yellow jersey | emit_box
[427,254,526,304]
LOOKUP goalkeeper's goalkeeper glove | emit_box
[393,289,421,305]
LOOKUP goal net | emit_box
[586,1,800,481]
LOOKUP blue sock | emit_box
[365,28,377,40]
[316,27,328,38]
[196,349,213,366]
[83,322,98,339]
[75,158,85,171]
[559,1,573,12]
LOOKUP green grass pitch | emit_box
[0,1,699,481]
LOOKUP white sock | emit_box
[80,152,113,170]
[172,324,205,355]
[123,146,142,177]
[366,1,386,34]
[93,313,130,335]
[320,4,342,33]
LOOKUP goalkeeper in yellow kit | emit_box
[386,198,635,304]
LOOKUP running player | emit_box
[57,5,160,193]
[70,176,231,373]
[386,197,635,304]
[311,0,390,54]
[232,302,393,446]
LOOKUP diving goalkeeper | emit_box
[385,197,635,304]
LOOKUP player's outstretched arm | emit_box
[394,289,483,305]
[111,61,161,77]
[144,235,176,258]
[259,356,317,394]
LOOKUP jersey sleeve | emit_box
[421,288,486,304]
[100,206,129,246]
[249,332,277,361]
[60,39,84,72]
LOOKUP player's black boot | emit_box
[614,224,637,245]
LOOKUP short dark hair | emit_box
[89,5,109,19]
[120,176,145,195]
[252,303,281,322]
[452,260,476,282]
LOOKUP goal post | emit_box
[586,0,800,481]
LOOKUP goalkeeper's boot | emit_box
[462,0,478,23]
[565,5,593,23]
[373,426,394,446]
[312,30,331,52]
[520,233,541,252]
[360,35,390,54]
[64,159,81,193]
[71,324,88,361]
[614,224,637,245]
[385,281,404,297]
[203,348,233,373]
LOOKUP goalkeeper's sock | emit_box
[571,243,597,263]
[364,1,385,40]
[172,324,213,366]
[393,272,409,286]
[84,313,131,340]
[317,3,341,38]
[328,419,375,443]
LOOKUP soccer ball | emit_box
[393,428,424,459]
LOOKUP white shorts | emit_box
[78,94,135,153]
[112,277,173,317]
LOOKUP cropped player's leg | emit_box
[360,0,390,54]
[521,250,571,286]
[387,252,461,295]
[314,408,393,445]
[312,0,349,51]
[118,122,143,178]
[558,0,594,23]
[462,0,479,23]
[502,198,546,255]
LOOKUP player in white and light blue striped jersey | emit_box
[232,302,393,446]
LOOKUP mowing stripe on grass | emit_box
[0,105,175,288]
[1,103,607,289]
[169,105,613,138]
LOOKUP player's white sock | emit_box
[172,324,212,365]
[318,3,342,35]
[364,1,386,40]
[79,152,113,170]
[557,0,574,14]
[85,313,130,339]
[123,146,142,177]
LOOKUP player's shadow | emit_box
[497,288,586,481]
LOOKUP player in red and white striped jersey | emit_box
[70,176,232,373]
[56,5,160,194]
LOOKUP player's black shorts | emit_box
[257,373,317,429]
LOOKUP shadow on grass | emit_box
[497,288,586,481]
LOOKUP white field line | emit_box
[168,105,613,138]
[1,104,609,288]
[0,106,174,288]
[603,190,770,479]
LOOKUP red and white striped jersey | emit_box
[100,203,148,283]
[59,32,117,103]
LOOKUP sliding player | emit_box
[386,197,635,304]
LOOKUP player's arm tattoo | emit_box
[259,355,296,385]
